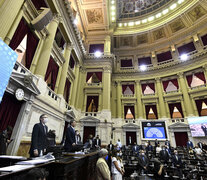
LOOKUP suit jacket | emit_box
[107,144,114,151]
[165,141,171,148]
[132,145,139,153]
[138,154,149,168]
[64,126,76,152]
[159,150,169,162]
[198,142,203,149]
[94,139,101,147]
[187,141,194,149]
[172,154,182,166]
[29,123,48,156]
[146,145,153,152]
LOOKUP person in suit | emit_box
[186,139,194,149]
[154,139,159,148]
[159,146,169,164]
[172,150,183,178]
[165,140,171,149]
[64,120,76,152]
[146,141,153,156]
[132,142,139,155]
[29,114,48,157]
[108,140,114,152]
[94,135,101,148]
[197,141,203,150]
[201,124,207,136]
[152,158,165,179]
[138,150,149,174]
[0,126,13,155]
[75,130,81,144]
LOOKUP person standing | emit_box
[0,126,12,155]
[64,120,76,152]
[107,140,114,152]
[75,130,81,144]
[186,139,194,149]
[96,149,111,180]
[29,114,48,157]
[94,135,101,148]
[111,150,124,180]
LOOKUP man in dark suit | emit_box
[29,114,48,157]
[138,150,149,174]
[201,124,207,136]
[159,146,169,164]
[165,140,171,149]
[197,141,203,150]
[186,139,194,149]
[64,120,76,152]
[172,150,183,177]
[153,158,165,179]
[107,140,114,151]
[132,142,139,155]
[94,135,101,148]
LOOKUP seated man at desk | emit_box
[64,120,76,152]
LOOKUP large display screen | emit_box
[0,39,17,103]
[142,121,167,139]
[188,116,207,137]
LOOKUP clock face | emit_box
[15,88,24,101]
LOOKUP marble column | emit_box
[135,80,144,119]
[116,81,122,118]
[102,67,111,110]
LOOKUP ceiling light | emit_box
[162,9,169,15]
[124,23,127,26]
[118,23,122,27]
[111,12,115,16]
[112,17,115,21]
[135,21,140,25]
[73,19,78,25]
[148,16,154,21]
[94,51,102,58]
[128,22,134,26]
[156,13,162,18]
[111,6,115,10]
[170,3,177,10]
[140,65,147,71]
[180,54,188,61]
[142,19,147,23]
[111,0,115,4]
[178,0,184,4]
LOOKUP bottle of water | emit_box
[40,150,43,157]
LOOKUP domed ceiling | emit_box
[117,0,172,19]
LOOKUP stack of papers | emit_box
[0,155,26,160]
[16,159,53,165]
[0,165,34,172]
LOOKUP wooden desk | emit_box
[0,151,99,180]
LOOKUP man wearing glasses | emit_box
[29,114,48,157]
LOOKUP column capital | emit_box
[79,65,86,73]
[65,42,74,50]
[155,77,160,82]
[135,80,140,84]
[103,66,112,73]
[177,72,184,78]
[52,13,62,24]
[202,64,207,70]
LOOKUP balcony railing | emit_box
[120,66,134,70]
[189,84,206,90]
[122,94,135,98]
[157,59,174,66]
[143,93,155,96]
[85,82,102,87]
[164,89,179,94]
[13,61,39,84]
[125,119,136,123]
[46,86,61,102]
[171,118,187,123]
[85,111,99,117]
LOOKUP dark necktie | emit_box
[44,126,47,134]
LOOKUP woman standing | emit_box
[111,150,124,180]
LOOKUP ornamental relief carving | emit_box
[86,9,103,24]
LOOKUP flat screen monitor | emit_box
[188,116,207,137]
[142,121,167,139]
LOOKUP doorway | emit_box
[174,132,188,147]
[0,92,23,134]
[126,132,137,145]
[83,126,96,143]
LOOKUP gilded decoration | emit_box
[188,5,207,22]
[137,34,148,44]
[169,18,185,33]
[120,36,133,46]
[153,28,165,40]
[86,9,103,24]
